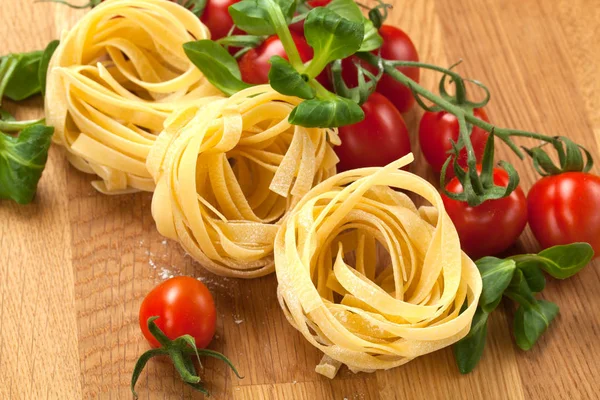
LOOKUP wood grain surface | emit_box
[1,0,599,399]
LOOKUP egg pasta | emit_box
[45,0,220,194]
[148,85,340,278]
[274,154,482,377]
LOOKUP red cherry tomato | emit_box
[527,172,600,258]
[341,25,419,113]
[238,32,318,84]
[442,167,528,259]
[139,276,216,349]
[335,92,411,172]
[419,108,490,178]
[200,0,241,40]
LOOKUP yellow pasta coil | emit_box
[44,0,221,194]
[274,154,482,378]
[148,85,340,278]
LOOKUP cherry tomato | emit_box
[335,92,411,172]
[139,276,216,349]
[527,172,600,258]
[200,0,241,40]
[442,167,528,259]
[239,33,330,86]
[341,25,419,113]
[419,108,490,178]
[239,32,317,84]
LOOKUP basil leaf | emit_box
[476,257,516,312]
[39,40,60,96]
[453,307,489,374]
[518,263,546,293]
[0,124,54,204]
[325,0,382,51]
[504,269,537,308]
[513,300,559,351]
[268,56,315,99]
[2,51,43,101]
[304,7,364,66]
[229,0,296,35]
[183,40,252,96]
[288,95,364,128]
[537,243,594,279]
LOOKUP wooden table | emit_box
[1,0,599,398]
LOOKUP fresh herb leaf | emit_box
[475,257,516,312]
[39,40,60,96]
[0,123,54,204]
[513,300,559,351]
[325,0,382,51]
[183,40,252,96]
[229,0,296,36]
[303,7,364,77]
[1,51,43,102]
[268,56,315,99]
[216,35,266,48]
[453,307,489,374]
[536,243,594,279]
[504,269,537,308]
[288,95,364,128]
[518,263,546,293]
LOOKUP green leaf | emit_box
[537,243,594,279]
[504,269,537,308]
[217,35,266,48]
[288,95,364,128]
[475,257,516,312]
[453,307,489,374]
[518,263,546,293]
[183,40,252,96]
[0,124,54,204]
[513,300,559,351]
[229,0,296,35]
[325,0,382,51]
[3,51,43,101]
[39,40,60,96]
[304,7,364,68]
[268,56,315,99]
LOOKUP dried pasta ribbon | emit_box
[148,85,340,278]
[274,154,482,377]
[45,0,221,194]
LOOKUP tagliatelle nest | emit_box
[274,155,482,377]
[45,0,221,194]
[147,85,340,278]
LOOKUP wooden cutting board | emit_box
[1,0,599,398]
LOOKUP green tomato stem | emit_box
[265,0,303,69]
[366,56,560,159]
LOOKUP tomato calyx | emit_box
[131,316,242,398]
[441,131,520,207]
[522,136,594,177]
[330,58,382,105]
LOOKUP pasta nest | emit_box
[274,155,482,378]
[147,85,340,278]
[44,0,220,194]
